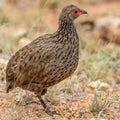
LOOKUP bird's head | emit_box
[59,5,88,23]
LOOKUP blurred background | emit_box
[0,0,120,52]
[0,0,120,120]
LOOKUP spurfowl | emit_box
[6,5,87,115]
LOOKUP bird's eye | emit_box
[74,11,78,14]
[70,9,80,15]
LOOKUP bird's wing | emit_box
[6,34,56,85]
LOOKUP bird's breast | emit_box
[43,36,79,87]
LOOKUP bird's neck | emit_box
[53,19,79,45]
[56,19,76,34]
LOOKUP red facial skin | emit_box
[70,9,82,16]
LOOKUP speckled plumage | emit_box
[6,5,87,115]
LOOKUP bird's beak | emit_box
[82,9,88,14]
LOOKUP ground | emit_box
[0,0,120,120]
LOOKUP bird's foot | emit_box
[36,95,60,116]
[45,107,60,116]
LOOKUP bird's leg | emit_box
[41,89,47,96]
[36,94,59,116]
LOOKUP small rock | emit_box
[14,89,29,106]
[90,118,95,120]
[94,17,120,44]
[19,38,31,48]
[0,58,8,65]
[12,27,28,38]
[88,80,111,91]
[0,0,4,6]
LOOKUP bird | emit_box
[6,4,87,115]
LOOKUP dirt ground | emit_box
[0,80,120,120]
